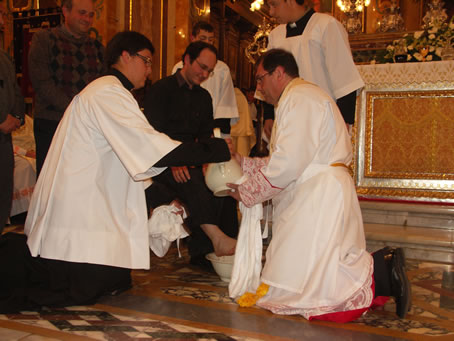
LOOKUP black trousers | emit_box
[149,167,239,258]
[34,118,60,176]
[0,135,14,234]
[0,233,131,313]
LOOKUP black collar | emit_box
[175,69,200,90]
[107,68,134,91]
[286,8,315,38]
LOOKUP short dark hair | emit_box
[105,31,155,68]
[182,41,217,65]
[61,0,73,10]
[257,49,299,78]
[286,0,306,5]
[192,21,214,37]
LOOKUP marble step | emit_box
[361,201,454,263]
[360,201,454,230]
[364,222,454,263]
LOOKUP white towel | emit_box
[229,202,263,298]
[148,204,188,257]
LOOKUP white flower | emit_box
[435,47,443,56]
[414,31,423,39]
[427,55,433,61]
[408,45,414,50]
[387,45,394,51]
[428,27,438,34]
[414,53,423,61]
[429,34,436,40]
[429,46,435,52]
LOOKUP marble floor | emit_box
[1,223,454,341]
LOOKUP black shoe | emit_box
[391,248,412,318]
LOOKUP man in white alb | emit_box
[227,49,411,322]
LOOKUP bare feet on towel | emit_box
[201,224,236,257]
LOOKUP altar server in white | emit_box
[172,21,238,136]
[262,0,364,139]
[227,49,411,322]
[0,31,231,313]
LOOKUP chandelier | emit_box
[337,0,370,33]
[245,18,276,64]
[250,0,264,12]
[337,0,370,13]
[192,0,210,16]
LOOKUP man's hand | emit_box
[263,119,274,140]
[171,166,191,183]
[169,199,185,217]
[0,114,21,134]
[226,183,242,202]
[26,150,36,158]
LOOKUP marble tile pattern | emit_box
[1,225,454,340]
[1,307,261,340]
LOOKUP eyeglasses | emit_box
[135,54,152,67]
[195,59,214,77]
[256,71,273,85]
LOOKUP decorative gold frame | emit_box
[353,75,454,203]
[7,0,33,11]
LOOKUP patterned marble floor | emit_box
[1,223,454,340]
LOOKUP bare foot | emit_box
[201,224,237,257]
[213,234,236,257]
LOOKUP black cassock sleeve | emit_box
[336,91,357,124]
[145,138,231,211]
[154,138,230,168]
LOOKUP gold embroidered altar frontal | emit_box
[355,61,454,203]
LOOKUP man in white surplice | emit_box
[0,31,232,313]
[261,0,364,139]
[227,49,411,322]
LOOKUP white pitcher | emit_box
[205,128,243,197]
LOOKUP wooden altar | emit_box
[354,60,454,204]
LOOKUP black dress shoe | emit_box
[391,248,412,318]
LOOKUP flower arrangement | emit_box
[379,16,454,63]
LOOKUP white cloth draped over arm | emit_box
[229,202,263,299]
[229,157,271,299]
